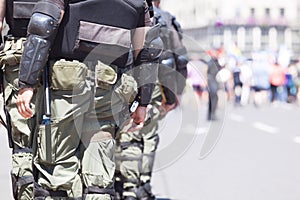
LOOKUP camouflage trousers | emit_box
[31,59,135,199]
[1,37,35,200]
[115,101,162,199]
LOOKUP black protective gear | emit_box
[153,6,173,50]
[134,25,163,106]
[5,0,37,37]
[134,63,157,106]
[145,0,154,18]
[50,0,146,67]
[135,25,164,65]
[34,182,68,198]
[159,57,177,104]
[174,51,188,95]
[18,8,60,88]
[175,54,188,80]
[172,17,184,39]
[83,186,115,197]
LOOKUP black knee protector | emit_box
[19,4,61,88]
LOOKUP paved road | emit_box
[1,89,300,199]
[152,94,300,200]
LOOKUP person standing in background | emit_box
[115,0,188,199]
[206,49,222,120]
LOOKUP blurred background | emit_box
[161,0,300,59]
[1,0,300,199]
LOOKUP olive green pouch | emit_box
[51,59,87,91]
[114,73,137,103]
[95,60,118,90]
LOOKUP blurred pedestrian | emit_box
[206,49,222,120]
[269,61,286,103]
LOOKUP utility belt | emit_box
[49,59,137,103]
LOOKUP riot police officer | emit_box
[16,0,162,199]
[115,0,188,199]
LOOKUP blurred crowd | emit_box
[187,44,300,109]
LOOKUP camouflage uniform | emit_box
[115,3,188,199]
[16,0,160,199]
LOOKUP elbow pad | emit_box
[19,6,60,88]
[135,25,164,65]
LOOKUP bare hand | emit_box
[129,106,147,132]
[16,88,34,118]
[159,102,176,116]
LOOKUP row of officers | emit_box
[0,0,188,199]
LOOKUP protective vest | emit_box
[50,0,145,68]
[5,0,36,37]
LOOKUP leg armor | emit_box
[18,1,61,88]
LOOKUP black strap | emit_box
[17,175,34,187]
[123,178,140,185]
[13,147,32,154]
[34,182,68,197]
[120,141,143,150]
[115,155,142,162]
[84,186,115,196]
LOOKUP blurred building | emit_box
[161,0,300,58]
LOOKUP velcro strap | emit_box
[84,186,115,196]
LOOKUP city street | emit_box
[152,90,300,200]
[1,89,300,199]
